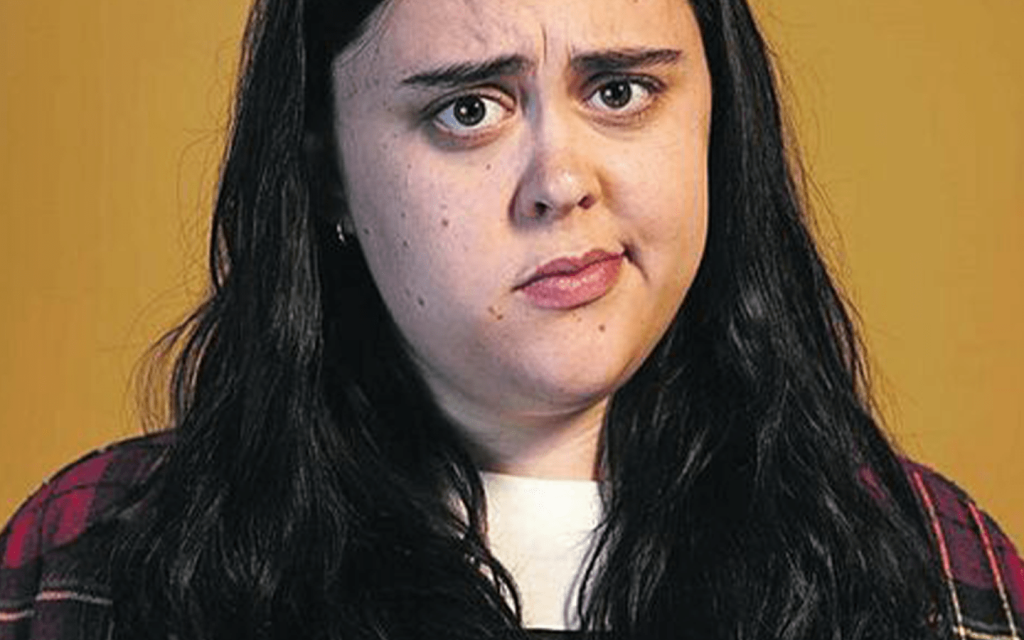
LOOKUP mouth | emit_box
[515,249,625,310]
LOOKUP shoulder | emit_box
[0,432,170,639]
[901,459,1024,639]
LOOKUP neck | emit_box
[446,399,607,480]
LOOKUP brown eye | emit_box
[452,96,487,126]
[586,77,661,120]
[598,81,633,109]
[433,93,513,138]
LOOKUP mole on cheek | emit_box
[417,296,426,308]
[598,324,606,333]
[487,305,504,321]
[441,218,450,228]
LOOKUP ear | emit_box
[304,128,351,232]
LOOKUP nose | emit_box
[512,116,601,223]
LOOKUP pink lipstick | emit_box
[516,249,624,310]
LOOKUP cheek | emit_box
[618,127,709,275]
[342,142,500,322]
[341,143,431,309]
[665,164,709,290]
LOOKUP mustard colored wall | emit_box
[0,1,250,508]
[752,0,1024,544]
[1,0,1021,547]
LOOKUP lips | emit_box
[516,249,624,310]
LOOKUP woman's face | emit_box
[331,0,710,438]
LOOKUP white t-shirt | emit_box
[481,472,603,630]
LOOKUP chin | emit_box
[512,359,638,416]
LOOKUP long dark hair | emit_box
[108,0,949,638]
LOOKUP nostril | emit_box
[578,194,596,209]
[533,202,550,218]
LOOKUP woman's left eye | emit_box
[586,78,660,115]
[432,94,513,136]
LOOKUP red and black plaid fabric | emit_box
[0,435,167,640]
[904,461,1024,639]
[1,436,1022,639]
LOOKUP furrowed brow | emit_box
[571,48,682,75]
[401,55,531,89]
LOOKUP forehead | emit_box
[336,0,698,78]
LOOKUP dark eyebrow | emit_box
[401,55,531,89]
[571,48,683,75]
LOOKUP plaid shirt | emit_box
[1,434,1022,639]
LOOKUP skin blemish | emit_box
[417,296,426,307]
[361,227,371,236]
[487,305,505,321]
[441,218,450,228]
[402,239,410,249]
[598,324,606,332]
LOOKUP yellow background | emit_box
[1,0,1021,544]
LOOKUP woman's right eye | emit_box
[432,94,513,137]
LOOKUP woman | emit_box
[1,0,1021,638]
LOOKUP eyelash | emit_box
[585,75,666,117]
[427,74,668,141]
[430,91,514,140]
